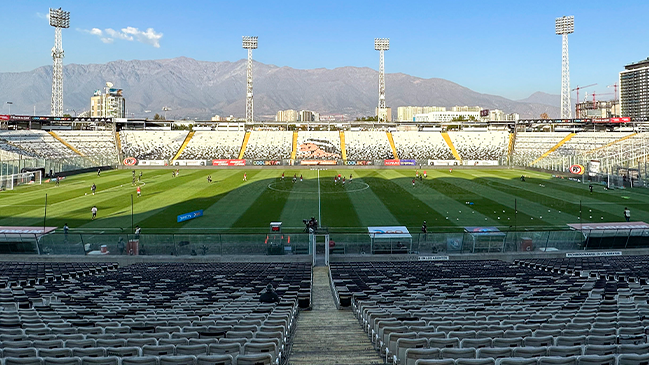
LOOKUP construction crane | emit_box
[571,83,597,103]
[592,92,614,103]
[607,83,618,101]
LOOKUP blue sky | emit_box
[1,0,647,100]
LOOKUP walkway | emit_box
[288,266,382,365]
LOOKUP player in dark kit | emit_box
[91,183,96,195]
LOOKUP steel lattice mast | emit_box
[49,8,70,117]
[375,38,389,121]
[556,16,574,120]
[242,36,258,124]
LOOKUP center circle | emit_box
[267,180,370,194]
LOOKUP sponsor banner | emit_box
[610,117,631,123]
[300,160,337,166]
[174,160,205,166]
[384,159,400,166]
[428,160,457,166]
[569,164,585,175]
[138,160,166,166]
[567,222,649,230]
[418,255,450,261]
[253,160,281,166]
[177,210,204,223]
[566,251,622,258]
[465,160,499,166]
[212,159,246,166]
[123,157,137,166]
[345,160,373,166]
[400,159,417,166]
[589,160,600,176]
[0,115,9,121]
[367,226,412,239]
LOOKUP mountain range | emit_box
[0,57,561,119]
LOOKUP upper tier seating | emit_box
[392,132,453,160]
[55,131,118,161]
[295,132,342,160]
[243,131,292,160]
[552,132,634,157]
[119,131,189,160]
[449,131,509,161]
[345,131,393,160]
[511,132,570,165]
[177,132,244,160]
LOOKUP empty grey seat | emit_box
[208,343,241,356]
[142,345,175,357]
[583,345,616,356]
[105,347,140,357]
[159,355,196,365]
[618,353,649,365]
[406,348,441,365]
[458,359,496,365]
[396,338,428,365]
[160,338,189,346]
[195,354,233,365]
[4,348,39,358]
[176,344,208,356]
[95,340,125,348]
[80,357,119,365]
[461,338,491,349]
[4,358,44,365]
[120,357,159,365]
[430,338,461,349]
[577,355,615,365]
[477,348,512,359]
[618,343,649,355]
[556,336,587,347]
[126,338,158,347]
[492,338,523,348]
[42,357,81,365]
[38,349,72,358]
[548,346,582,358]
[235,353,273,365]
[415,360,455,365]
[495,358,538,365]
[524,336,554,347]
[441,347,476,359]
[513,347,547,358]
[33,341,64,350]
[64,340,96,349]
[537,356,578,365]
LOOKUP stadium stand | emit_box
[449,131,509,161]
[0,262,311,365]
[119,131,189,160]
[329,259,649,365]
[511,132,571,165]
[345,131,393,160]
[392,132,454,160]
[55,131,119,161]
[0,131,78,159]
[243,131,293,160]
[295,131,342,160]
[176,131,244,160]
[551,132,635,157]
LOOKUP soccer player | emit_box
[243,173,247,181]
[91,183,96,195]
[624,207,631,222]
[589,184,593,193]
[449,168,453,173]
[132,176,136,186]
[137,186,141,197]
[423,171,427,178]
[207,175,212,183]
[281,172,285,181]
[139,171,142,181]
[293,174,297,183]
[342,177,345,185]
[349,174,353,183]
[97,168,101,177]
[412,179,416,187]
[416,171,419,178]
[91,206,98,220]
[300,174,303,182]
[132,170,135,177]
[55,176,60,187]
[333,176,337,184]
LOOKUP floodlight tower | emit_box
[375,38,389,121]
[556,16,574,120]
[49,8,70,117]
[242,36,258,124]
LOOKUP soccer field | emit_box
[1,168,647,233]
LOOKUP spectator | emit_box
[259,284,280,303]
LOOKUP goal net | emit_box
[0,171,42,191]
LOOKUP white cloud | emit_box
[36,12,50,21]
[77,26,163,48]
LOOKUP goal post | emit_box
[0,171,42,191]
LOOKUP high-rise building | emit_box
[451,106,482,112]
[620,57,649,119]
[276,109,299,122]
[397,106,446,122]
[299,110,314,122]
[90,82,125,118]
[375,107,392,122]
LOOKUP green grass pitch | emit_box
[0,168,647,234]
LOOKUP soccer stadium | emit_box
[0,124,649,365]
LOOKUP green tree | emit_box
[153,113,164,121]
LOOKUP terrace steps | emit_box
[291,131,298,160]
[441,132,462,162]
[288,266,382,365]
[586,132,637,154]
[238,131,251,159]
[531,132,575,165]
[339,130,347,161]
[48,131,85,157]
[172,131,194,162]
[115,130,122,160]
[508,132,516,156]
[386,131,399,159]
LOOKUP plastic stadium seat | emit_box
[42,357,81,365]
[524,336,554,347]
[461,338,492,349]
[512,347,547,358]
[538,356,578,365]
[458,359,496,365]
[208,343,241,357]
[495,358,539,365]
[477,348,513,359]
[556,336,587,347]
[492,338,523,348]
[159,355,196,365]
[64,340,96,349]
[3,348,39,358]
[618,343,649,355]
[429,338,461,349]
[577,355,616,365]
[176,344,208,356]
[582,345,615,356]
[547,346,582,358]
[235,353,274,365]
[618,353,649,365]
[415,360,455,365]
[105,347,140,357]
[37,349,73,358]
[396,338,429,364]
[406,348,441,365]
[441,347,476,359]
[72,348,105,358]
[195,354,234,365]
[80,357,119,365]
[120,357,159,365]
[142,344,175,356]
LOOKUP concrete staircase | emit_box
[238,131,251,159]
[172,131,194,162]
[339,131,347,161]
[48,131,85,157]
[531,132,575,165]
[386,131,399,159]
[288,267,382,365]
[441,132,462,162]
[291,131,298,160]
